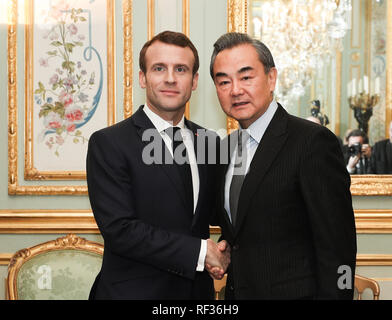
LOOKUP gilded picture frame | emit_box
[7,0,133,195]
[228,0,392,196]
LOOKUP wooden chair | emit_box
[6,234,103,300]
[214,274,227,300]
[354,274,380,300]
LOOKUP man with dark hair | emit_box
[87,31,230,300]
[209,32,357,300]
[343,129,372,174]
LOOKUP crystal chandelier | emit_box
[252,0,352,107]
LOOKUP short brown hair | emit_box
[139,31,199,76]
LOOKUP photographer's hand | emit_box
[347,155,360,172]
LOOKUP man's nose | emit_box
[165,69,176,84]
[231,80,243,96]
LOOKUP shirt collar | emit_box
[240,100,278,144]
[143,103,185,133]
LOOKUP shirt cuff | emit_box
[196,239,207,272]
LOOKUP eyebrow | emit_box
[214,66,254,78]
[238,66,253,74]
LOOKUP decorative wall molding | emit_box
[356,254,392,266]
[355,209,392,233]
[123,0,133,119]
[0,210,222,234]
[0,209,390,235]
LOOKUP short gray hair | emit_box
[209,32,275,79]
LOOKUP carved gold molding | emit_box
[0,209,390,234]
[183,0,190,120]
[0,209,222,234]
[355,209,392,233]
[350,175,392,196]
[147,0,155,41]
[0,254,12,266]
[226,0,247,133]
[0,210,98,233]
[123,0,133,119]
[356,254,392,266]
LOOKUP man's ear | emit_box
[268,67,278,93]
[139,70,146,89]
[192,72,199,91]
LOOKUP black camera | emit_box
[348,143,362,157]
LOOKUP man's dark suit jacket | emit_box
[87,105,219,299]
[216,104,357,300]
[370,139,392,174]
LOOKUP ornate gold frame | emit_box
[6,234,104,300]
[8,0,133,194]
[229,0,392,195]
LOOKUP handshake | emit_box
[205,239,231,280]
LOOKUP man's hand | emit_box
[347,155,360,171]
[205,239,231,280]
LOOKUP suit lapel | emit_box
[234,105,289,237]
[132,105,188,210]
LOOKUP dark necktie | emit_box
[166,127,194,213]
[229,130,248,226]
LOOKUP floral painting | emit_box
[29,0,113,175]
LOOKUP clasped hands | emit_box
[205,239,231,280]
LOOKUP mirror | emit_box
[227,0,392,195]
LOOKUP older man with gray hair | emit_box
[209,32,357,300]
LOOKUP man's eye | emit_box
[219,81,230,86]
[176,67,186,72]
[154,66,164,71]
[242,76,251,81]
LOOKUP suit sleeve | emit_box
[299,127,357,299]
[86,130,201,280]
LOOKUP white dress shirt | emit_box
[143,104,206,271]
[224,100,278,222]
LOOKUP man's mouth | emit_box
[161,90,180,96]
[232,101,249,107]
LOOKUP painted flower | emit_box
[49,74,59,85]
[59,90,74,108]
[56,134,65,145]
[39,58,49,67]
[77,61,82,68]
[64,76,76,89]
[68,23,78,35]
[44,111,63,130]
[66,124,76,132]
[65,108,84,122]
[78,34,85,40]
